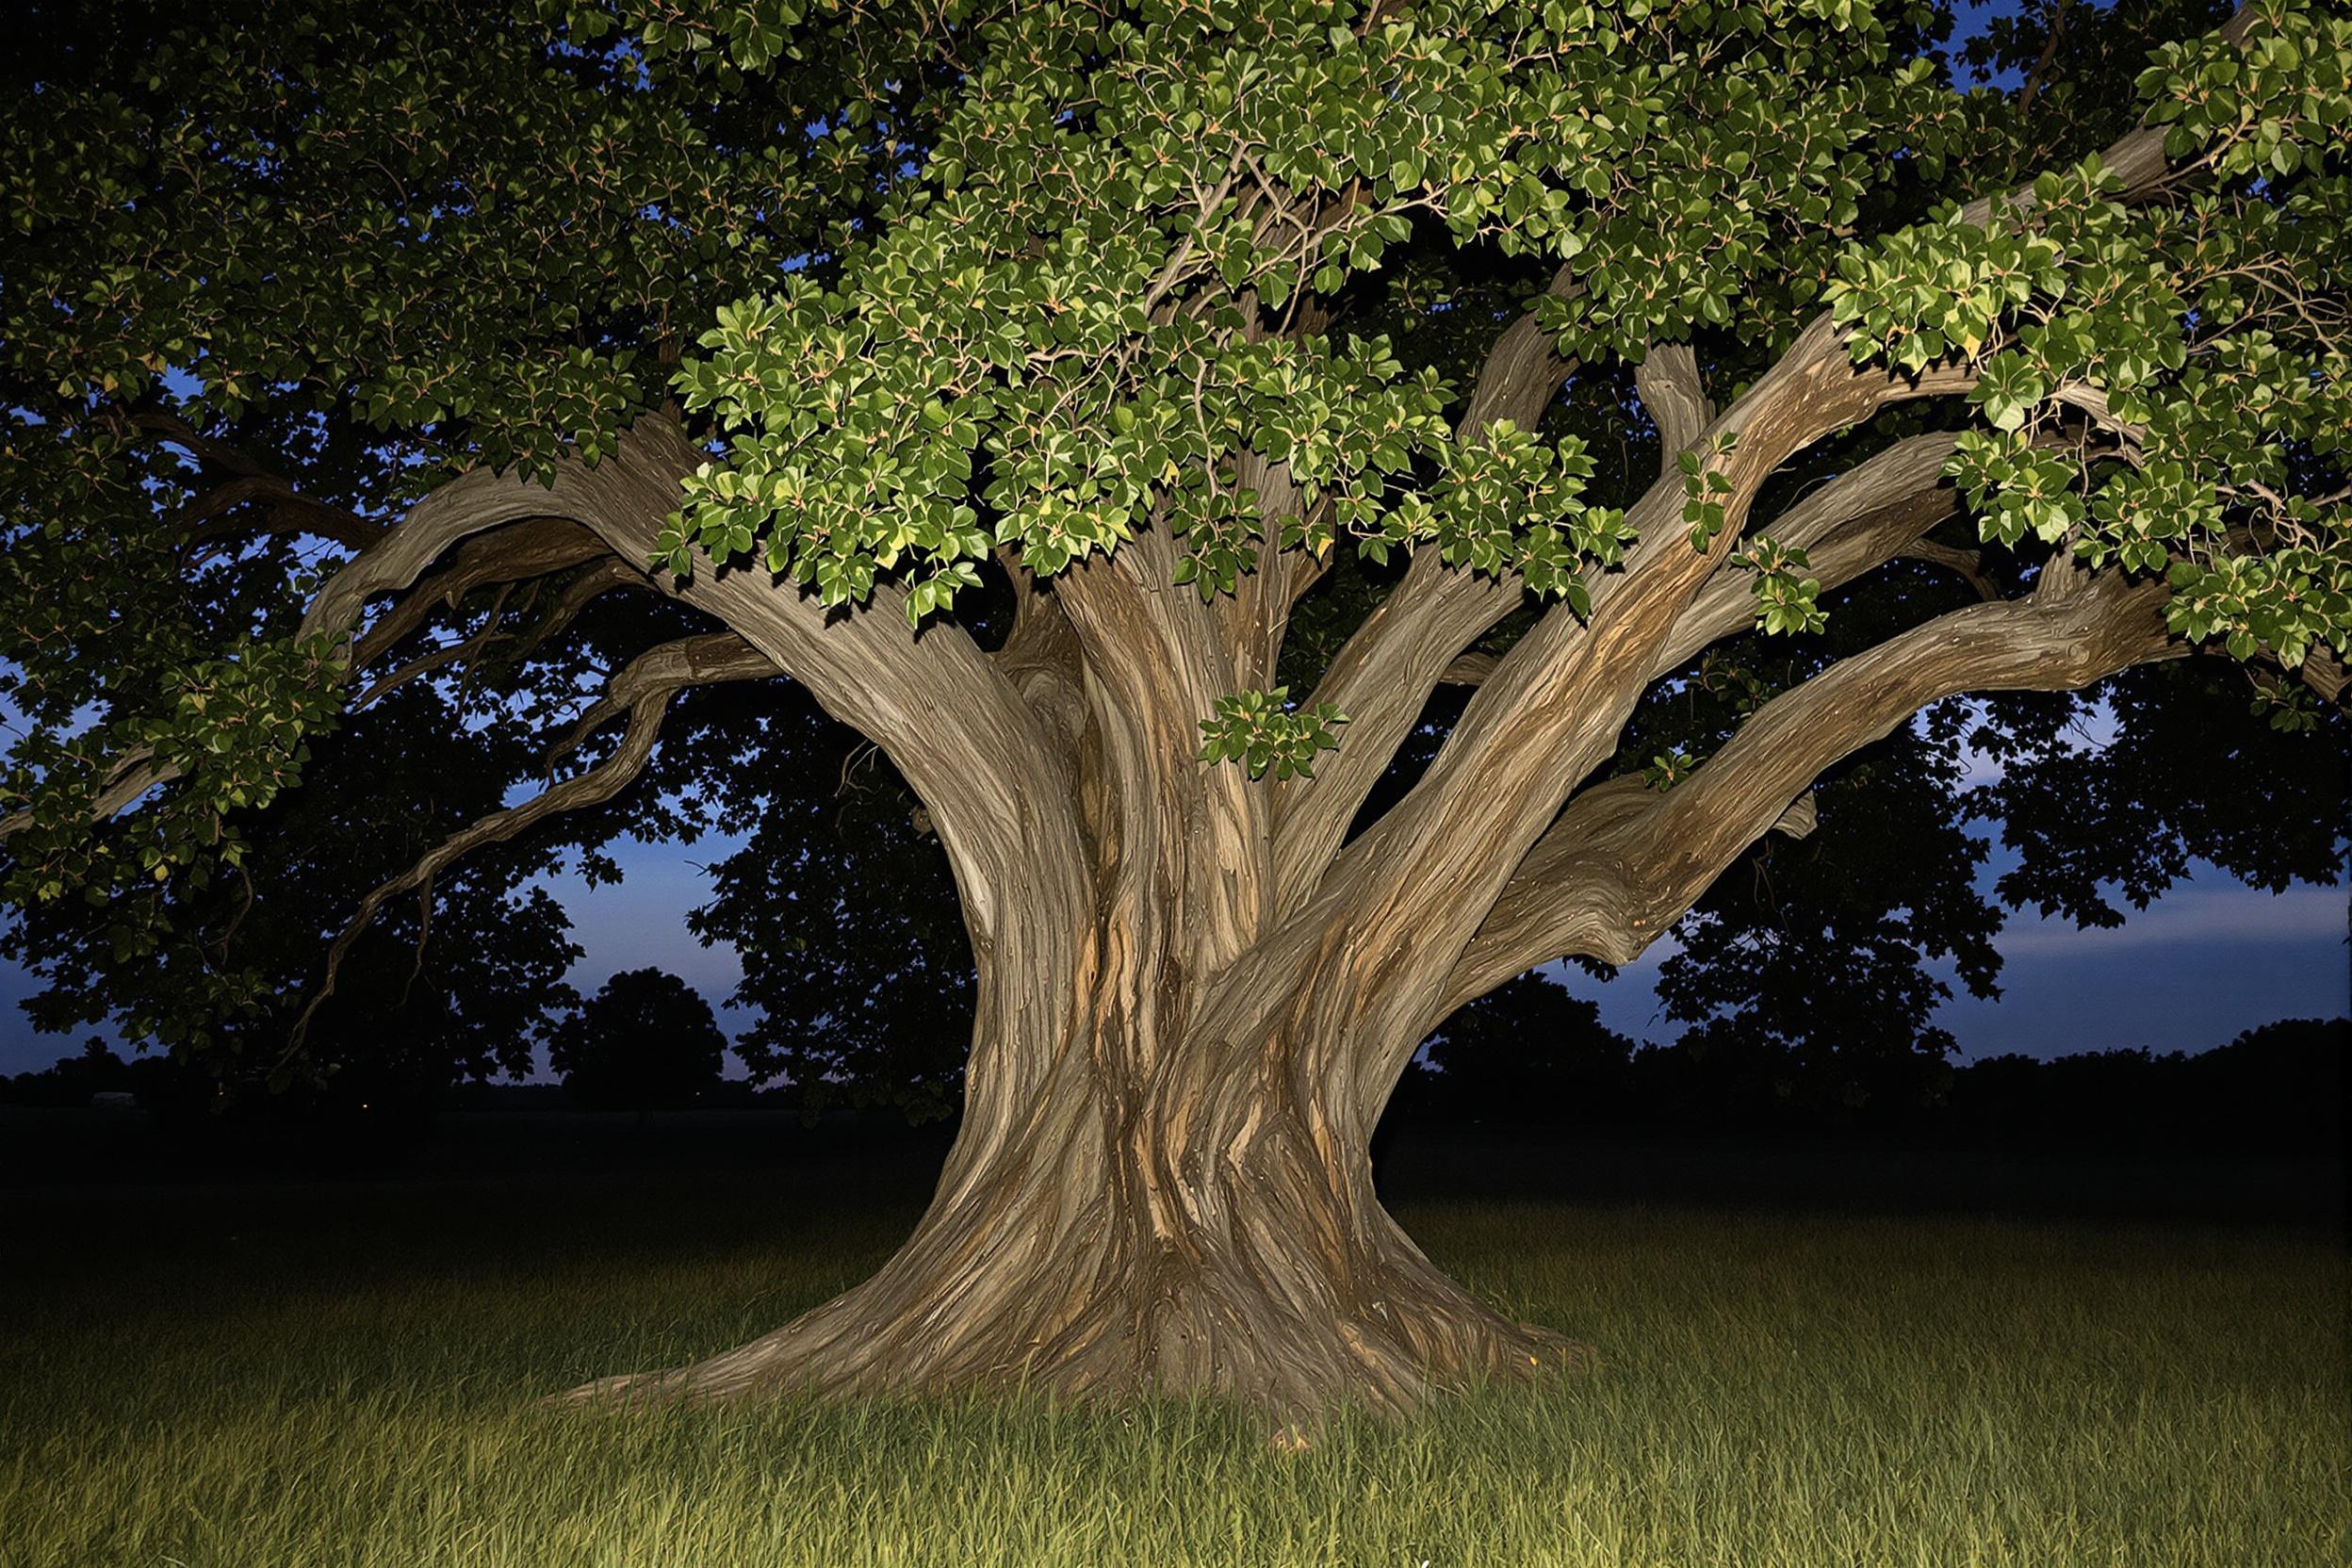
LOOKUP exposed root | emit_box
[550,1227,1593,1426]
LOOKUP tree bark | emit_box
[564,939,1588,1424]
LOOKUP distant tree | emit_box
[2189,1017,2347,1152]
[1948,1018,2350,1153]
[549,969,728,1121]
[0,1037,128,1106]
[690,705,973,1124]
[1411,972,1634,1125]
[4,683,583,1109]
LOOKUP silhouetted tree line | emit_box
[1386,975,2346,1156]
[7,974,2343,1157]
[0,966,732,1129]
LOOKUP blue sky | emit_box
[1583,864,2346,1059]
[468,841,2346,1079]
[43,826,2299,1083]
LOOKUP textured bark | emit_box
[18,345,2196,1432]
[563,953,1589,1423]
[1439,567,2179,1017]
[1635,342,1714,471]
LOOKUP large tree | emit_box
[3,0,2345,1422]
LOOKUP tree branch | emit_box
[988,550,1087,762]
[1436,433,1973,691]
[347,523,614,670]
[1352,1,2272,927]
[1636,342,1713,475]
[1648,433,1969,673]
[289,630,779,1049]
[1433,564,2180,1023]
[1054,523,1274,978]
[1270,271,1584,912]
[130,411,383,553]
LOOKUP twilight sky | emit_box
[100,827,2315,1084]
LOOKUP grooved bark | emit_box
[564,955,1588,1422]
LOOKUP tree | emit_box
[2,0,2346,1423]
[3,679,584,1107]
[1410,972,1635,1125]
[549,968,729,1119]
[689,702,977,1124]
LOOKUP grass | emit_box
[1,1161,2344,1567]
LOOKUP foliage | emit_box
[1824,2,2352,673]
[547,967,729,1115]
[1411,971,1635,1123]
[1196,688,1350,780]
[2,682,582,1088]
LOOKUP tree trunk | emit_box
[565,946,1588,1423]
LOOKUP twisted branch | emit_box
[288,632,780,1049]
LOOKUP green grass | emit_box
[1,1173,2344,1567]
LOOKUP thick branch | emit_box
[1294,281,1989,1021]
[1278,0,2263,942]
[1270,272,1584,913]
[2,528,640,844]
[1955,7,2257,232]
[1438,436,1972,690]
[1222,451,1331,691]
[1436,566,2178,1021]
[0,748,172,841]
[348,523,613,670]
[2297,645,2348,705]
[1056,524,1272,982]
[1636,343,1713,474]
[1650,433,1968,673]
[988,551,1087,759]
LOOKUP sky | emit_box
[530,844,2345,1072]
[12,802,2340,1082]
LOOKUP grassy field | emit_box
[1,1148,2344,1567]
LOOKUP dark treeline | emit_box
[5,981,2344,1160]
[1391,976,2347,1156]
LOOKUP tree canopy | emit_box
[2,0,2343,1080]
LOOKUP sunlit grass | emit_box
[2,1175,2344,1566]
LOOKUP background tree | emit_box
[1406,972,1636,1125]
[689,705,976,1124]
[4,682,584,1100]
[2,0,2346,1423]
[548,968,729,1120]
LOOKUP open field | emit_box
[1,1127,2344,1567]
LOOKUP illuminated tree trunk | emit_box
[568,897,1587,1422]
[250,411,2179,1427]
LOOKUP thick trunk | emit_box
[565,949,1587,1423]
